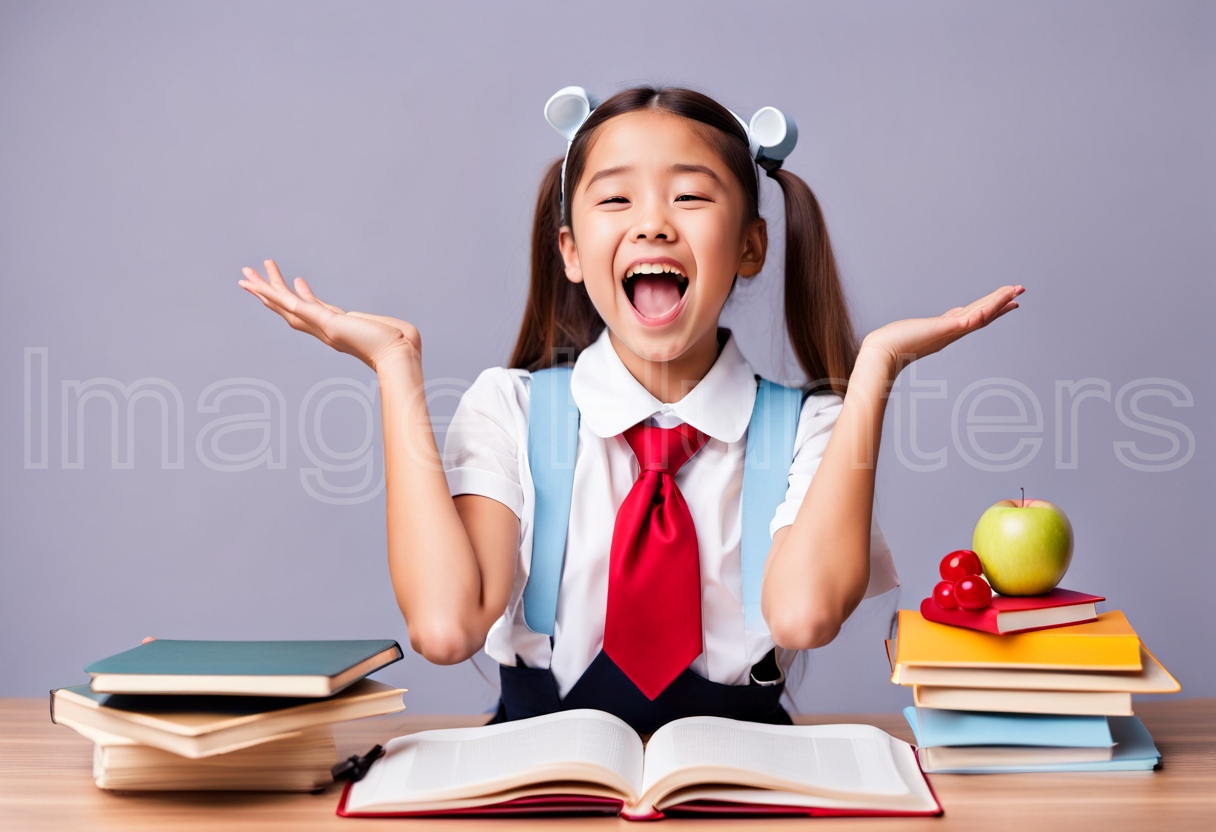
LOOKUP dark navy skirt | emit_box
[490,650,791,735]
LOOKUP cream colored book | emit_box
[886,640,1180,693]
[918,744,1113,770]
[912,685,1133,716]
[337,709,941,820]
[51,678,405,758]
[54,717,139,746]
[93,728,337,791]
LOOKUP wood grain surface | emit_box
[2,698,1212,831]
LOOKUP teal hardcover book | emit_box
[85,639,403,697]
[906,714,1160,773]
[903,706,1114,748]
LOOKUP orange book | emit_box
[895,610,1142,671]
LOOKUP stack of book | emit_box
[887,590,1179,773]
[51,639,407,791]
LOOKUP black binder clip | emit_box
[331,745,385,783]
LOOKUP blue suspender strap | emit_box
[523,369,799,637]
[522,366,579,637]
[740,378,805,632]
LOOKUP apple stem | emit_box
[1020,486,1025,508]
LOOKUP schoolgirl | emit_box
[238,84,1022,733]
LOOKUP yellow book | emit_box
[885,639,1180,693]
[894,610,1142,671]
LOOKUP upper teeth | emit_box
[625,262,686,279]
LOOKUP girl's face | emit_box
[558,110,767,370]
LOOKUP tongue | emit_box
[631,274,682,318]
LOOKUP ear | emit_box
[557,226,584,284]
[737,217,767,278]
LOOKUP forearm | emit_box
[376,349,496,662]
[761,347,896,649]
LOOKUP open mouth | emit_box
[623,263,689,319]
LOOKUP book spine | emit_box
[919,598,1000,634]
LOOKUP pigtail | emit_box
[767,168,858,397]
[508,157,604,372]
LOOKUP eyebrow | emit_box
[585,163,726,190]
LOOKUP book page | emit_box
[345,709,643,812]
[639,719,915,809]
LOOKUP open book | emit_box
[337,709,941,820]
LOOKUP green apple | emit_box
[971,499,1074,596]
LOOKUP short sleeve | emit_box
[441,367,531,519]
[768,392,900,599]
[768,392,843,538]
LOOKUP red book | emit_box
[920,588,1104,635]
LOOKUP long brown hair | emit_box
[509,86,857,395]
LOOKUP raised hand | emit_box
[238,259,420,372]
[860,284,1024,374]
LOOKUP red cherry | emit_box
[955,575,994,610]
[940,549,983,582]
[933,580,960,610]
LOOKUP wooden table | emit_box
[2,698,1213,830]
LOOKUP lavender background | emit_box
[2,0,1212,713]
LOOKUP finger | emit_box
[984,299,1020,325]
[976,284,1024,312]
[294,277,346,314]
[965,296,1019,331]
[141,636,156,644]
[976,287,1023,323]
[240,265,270,286]
[956,285,1020,317]
[347,312,406,328]
[294,276,317,299]
[264,258,292,289]
[240,267,298,309]
[246,263,308,314]
[925,289,1022,356]
[942,284,1021,318]
[346,311,396,323]
[240,279,292,311]
[241,282,328,338]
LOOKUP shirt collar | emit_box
[568,327,758,443]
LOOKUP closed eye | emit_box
[597,195,706,205]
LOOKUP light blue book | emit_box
[904,706,1113,748]
[906,714,1160,773]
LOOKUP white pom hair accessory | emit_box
[544,85,600,141]
[544,86,600,211]
[731,106,799,168]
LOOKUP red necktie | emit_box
[603,421,709,700]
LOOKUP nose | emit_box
[630,196,676,242]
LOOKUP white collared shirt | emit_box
[442,327,900,698]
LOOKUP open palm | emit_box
[238,259,420,372]
[861,284,1024,373]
